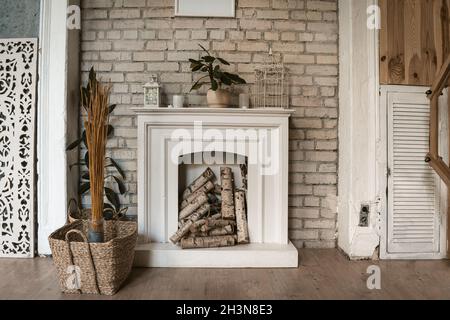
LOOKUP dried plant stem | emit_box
[83,80,111,240]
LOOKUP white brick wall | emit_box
[80,0,339,249]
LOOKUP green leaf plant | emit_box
[67,67,127,221]
[189,44,247,92]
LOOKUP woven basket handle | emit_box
[67,198,81,222]
[65,229,88,243]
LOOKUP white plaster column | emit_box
[338,0,381,259]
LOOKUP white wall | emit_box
[338,0,381,259]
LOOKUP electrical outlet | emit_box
[359,204,370,227]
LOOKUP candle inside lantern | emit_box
[239,93,250,109]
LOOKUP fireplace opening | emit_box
[170,152,250,249]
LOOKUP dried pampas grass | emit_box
[82,78,111,239]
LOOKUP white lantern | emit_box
[144,75,161,108]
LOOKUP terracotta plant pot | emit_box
[207,89,231,108]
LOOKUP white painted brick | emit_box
[83,10,108,20]
[83,20,113,30]
[124,0,146,7]
[177,40,209,51]
[140,30,156,39]
[240,19,272,30]
[290,208,320,219]
[113,19,145,29]
[284,54,314,64]
[264,31,279,40]
[145,19,171,29]
[272,0,304,9]
[145,40,173,50]
[210,30,226,40]
[146,62,179,71]
[106,30,121,39]
[307,1,337,11]
[160,73,191,83]
[304,219,336,229]
[237,42,269,52]
[83,0,113,8]
[316,55,338,64]
[100,51,132,61]
[205,19,238,29]
[240,0,270,7]
[115,62,145,72]
[289,230,319,240]
[212,42,236,51]
[133,51,165,61]
[191,30,208,40]
[82,41,112,51]
[167,51,199,61]
[274,21,306,31]
[308,22,338,33]
[110,9,141,19]
[257,10,289,19]
[306,43,337,54]
[173,19,204,29]
[113,40,145,50]
[146,0,173,6]
[143,8,173,17]
[281,32,296,41]
[174,30,189,39]
[229,31,245,40]
[123,30,138,39]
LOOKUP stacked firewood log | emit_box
[170,167,250,249]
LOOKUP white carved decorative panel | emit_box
[0,39,37,258]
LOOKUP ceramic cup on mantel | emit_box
[207,89,231,108]
[239,93,250,109]
[173,95,185,108]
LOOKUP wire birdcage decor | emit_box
[252,50,289,109]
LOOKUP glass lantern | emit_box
[144,75,161,108]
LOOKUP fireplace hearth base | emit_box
[134,242,298,268]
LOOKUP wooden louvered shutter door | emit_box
[387,92,442,255]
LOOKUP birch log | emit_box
[170,204,210,244]
[210,213,222,220]
[235,189,249,244]
[180,181,215,210]
[180,235,236,249]
[209,225,235,236]
[179,192,209,220]
[220,167,235,220]
[200,219,236,233]
[182,167,215,200]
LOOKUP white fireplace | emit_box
[132,108,298,268]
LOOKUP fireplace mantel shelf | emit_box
[132,107,295,116]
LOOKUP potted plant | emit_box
[189,44,246,108]
[49,68,137,296]
[66,68,128,223]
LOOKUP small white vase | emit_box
[207,89,231,108]
[173,95,185,108]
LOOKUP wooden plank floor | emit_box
[1,249,450,300]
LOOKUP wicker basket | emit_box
[49,220,138,296]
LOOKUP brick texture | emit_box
[80,0,339,248]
